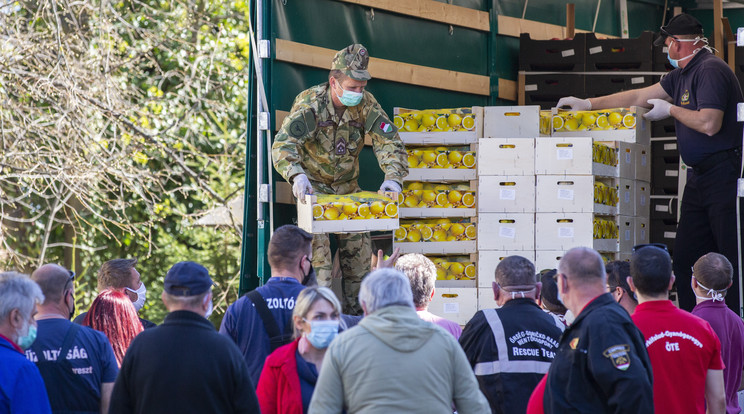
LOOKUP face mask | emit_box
[205,300,214,319]
[304,319,339,349]
[17,322,37,350]
[564,310,576,326]
[692,278,726,302]
[666,38,702,68]
[125,283,147,312]
[301,261,317,287]
[334,82,363,107]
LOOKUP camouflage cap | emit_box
[331,44,371,81]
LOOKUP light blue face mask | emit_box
[17,323,37,350]
[334,84,363,107]
[304,319,339,349]
[666,38,704,68]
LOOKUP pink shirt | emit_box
[417,310,462,340]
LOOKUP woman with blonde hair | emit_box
[257,286,343,414]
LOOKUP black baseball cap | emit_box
[164,261,213,296]
[654,13,704,46]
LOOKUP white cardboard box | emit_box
[550,107,651,145]
[395,106,484,143]
[536,175,617,214]
[636,215,649,246]
[483,105,541,138]
[478,287,497,310]
[635,180,650,218]
[534,137,618,177]
[535,212,619,252]
[478,250,536,288]
[429,287,478,326]
[478,138,535,176]
[535,250,566,271]
[478,175,536,213]
[618,216,635,253]
[297,195,399,234]
[478,213,535,251]
[636,146,651,182]
[617,178,635,217]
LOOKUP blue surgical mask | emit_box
[17,323,37,350]
[126,283,147,312]
[304,319,339,349]
[334,84,363,107]
[666,38,701,68]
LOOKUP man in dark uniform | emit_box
[459,256,564,414]
[544,247,653,413]
[558,14,744,315]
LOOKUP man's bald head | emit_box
[558,247,606,285]
[31,264,72,304]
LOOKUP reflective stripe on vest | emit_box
[473,308,552,376]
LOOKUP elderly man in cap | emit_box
[272,43,408,314]
[558,13,744,315]
[110,261,260,414]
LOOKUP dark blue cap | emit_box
[164,261,213,296]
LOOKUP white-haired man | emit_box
[309,268,489,413]
[0,272,51,413]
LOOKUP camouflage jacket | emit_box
[272,83,408,195]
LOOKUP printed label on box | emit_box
[557,148,573,160]
[561,49,575,57]
[641,154,647,166]
[589,46,603,54]
[558,227,575,238]
[625,153,632,163]
[557,189,574,200]
[631,77,645,84]
[655,205,669,212]
[443,302,459,314]
[499,226,516,239]
[624,192,630,203]
[640,195,646,206]
[665,169,678,177]
[664,231,676,239]
[500,189,516,200]
[625,229,631,241]
[525,84,538,92]
[664,143,676,150]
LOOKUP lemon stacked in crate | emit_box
[536,107,651,266]
[477,106,542,310]
[393,107,482,325]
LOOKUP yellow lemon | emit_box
[394,226,407,241]
[608,112,622,126]
[411,149,424,157]
[404,195,419,208]
[416,125,428,132]
[312,204,324,219]
[407,228,422,242]
[435,153,449,168]
[404,119,419,132]
[397,193,405,204]
[581,112,597,127]
[552,115,565,131]
[465,224,476,239]
[446,235,457,242]
[462,115,475,130]
[564,118,579,131]
[421,113,437,127]
[596,114,609,129]
[421,191,437,204]
[448,113,462,129]
[393,116,404,129]
[435,116,448,130]
[384,203,398,218]
[448,190,463,204]
[450,223,465,237]
[337,213,348,220]
[435,146,448,152]
[432,229,448,242]
[323,207,340,220]
[417,200,428,208]
[358,203,371,218]
[435,218,451,225]
[464,264,476,279]
[436,267,448,280]
[342,203,358,216]
[420,225,433,241]
[461,193,475,207]
[435,192,449,206]
[449,262,465,275]
[370,201,385,215]
[421,151,437,165]
[412,112,423,122]
[448,151,463,165]
[408,182,424,191]
[622,113,636,129]
[462,153,476,168]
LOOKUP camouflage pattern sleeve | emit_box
[271,104,316,183]
[364,97,408,185]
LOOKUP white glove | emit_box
[556,96,592,111]
[644,99,672,121]
[380,180,402,193]
[292,174,313,204]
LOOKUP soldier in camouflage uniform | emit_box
[272,44,408,315]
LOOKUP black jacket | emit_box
[109,310,259,414]
[459,298,564,414]
[544,293,654,413]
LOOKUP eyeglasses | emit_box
[632,243,669,253]
[659,27,679,41]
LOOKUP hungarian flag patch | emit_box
[380,121,392,133]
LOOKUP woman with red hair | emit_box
[83,289,143,366]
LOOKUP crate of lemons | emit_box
[394,218,476,243]
[394,108,476,133]
[593,142,619,167]
[311,192,398,221]
[407,146,476,170]
[401,182,475,209]
[594,181,619,207]
[428,256,476,281]
[540,108,637,134]
[593,217,619,240]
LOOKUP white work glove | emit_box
[556,96,592,111]
[292,174,313,204]
[644,99,672,121]
[380,180,402,193]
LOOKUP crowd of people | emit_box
[2,223,744,413]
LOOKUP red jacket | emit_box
[257,339,303,414]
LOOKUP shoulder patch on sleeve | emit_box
[288,108,316,138]
[603,344,631,371]
[366,112,396,138]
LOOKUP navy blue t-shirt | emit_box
[219,277,305,387]
[26,319,118,412]
[660,49,744,166]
